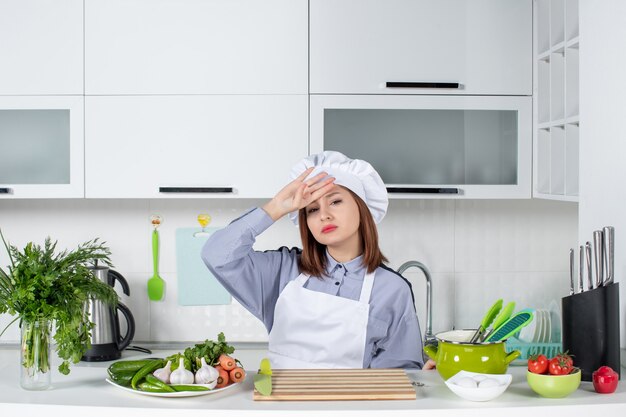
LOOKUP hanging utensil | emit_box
[147,214,165,301]
[485,309,534,342]
[481,301,516,342]
[593,230,604,288]
[469,299,503,343]
[603,226,614,286]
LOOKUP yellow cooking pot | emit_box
[423,329,521,380]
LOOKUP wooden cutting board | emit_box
[253,369,416,401]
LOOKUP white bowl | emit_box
[445,371,512,402]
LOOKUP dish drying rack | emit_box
[505,337,562,364]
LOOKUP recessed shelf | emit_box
[534,0,579,203]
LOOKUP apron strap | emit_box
[358,270,376,303]
[294,273,310,286]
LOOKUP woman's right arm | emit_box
[201,207,299,329]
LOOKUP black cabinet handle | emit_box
[386,82,460,89]
[159,187,234,193]
[386,187,459,194]
[0,188,13,194]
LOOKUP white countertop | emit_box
[1,346,625,417]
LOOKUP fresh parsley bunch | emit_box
[0,230,119,375]
[166,332,236,372]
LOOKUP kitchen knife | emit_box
[603,226,615,286]
[569,248,575,295]
[585,242,593,290]
[578,245,585,292]
[593,230,604,288]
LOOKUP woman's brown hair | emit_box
[298,188,388,277]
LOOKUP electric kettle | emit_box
[81,265,135,361]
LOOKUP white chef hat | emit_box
[288,151,388,225]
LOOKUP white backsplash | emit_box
[0,198,577,343]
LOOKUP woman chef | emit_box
[202,151,427,369]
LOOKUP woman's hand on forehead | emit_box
[263,167,336,221]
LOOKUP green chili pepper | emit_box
[131,359,165,390]
[145,374,176,393]
[137,382,169,393]
[170,384,211,392]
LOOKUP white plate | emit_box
[532,310,543,343]
[105,378,241,398]
[548,299,561,342]
[537,310,546,343]
[543,308,552,343]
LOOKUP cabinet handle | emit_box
[386,82,460,89]
[159,187,234,193]
[386,187,459,194]
[0,188,13,194]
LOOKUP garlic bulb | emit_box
[170,358,194,385]
[195,357,219,388]
[153,360,172,384]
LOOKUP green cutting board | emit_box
[175,227,231,306]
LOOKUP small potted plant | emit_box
[0,230,119,390]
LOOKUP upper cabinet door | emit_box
[85,0,308,95]
[0,0,83,95]
[85,95,308,198]
[0,96,84,198]
[310,0,532,95]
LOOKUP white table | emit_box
[1,346,625,417]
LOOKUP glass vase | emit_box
[20,318,52,390]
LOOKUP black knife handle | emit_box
[386,82,460,89]
[0,188,13,194]
[159,187,233,193]
[386,187,459,194]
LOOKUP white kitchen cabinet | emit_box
[0,96,84,198]
[85,0,307,95]
[311,95,532,199]
[85,95,308,198]
[0,0,83,95]
[310,0,532,95]
[533,0,579,202]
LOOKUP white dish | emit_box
[548,299,561,343]
[532,310,543,343]
[445,371,512,402]
[543,308,552,343]
[105,378,241,398]
[537,310,546,343]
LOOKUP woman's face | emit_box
[305,185,361,248]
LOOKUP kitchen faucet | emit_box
[397,260,435,345]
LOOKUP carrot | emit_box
[218,354,236,371]
[215,368,230,388]
[229,367,246,383]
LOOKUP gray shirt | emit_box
[201,207,424,369]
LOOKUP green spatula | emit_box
[481,301,516,342]
[485,309,534,342]
[469,299,503,343]
[147,222,165,301]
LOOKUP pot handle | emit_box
[423,344,438,361]
[504,349,521,365]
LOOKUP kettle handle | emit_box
[109,270,131,296]
[115,302,135,352]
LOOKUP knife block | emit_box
[561,282,620,381]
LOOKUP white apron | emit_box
[267,270,376,369]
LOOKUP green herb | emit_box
[0,229,118,375]
[166,332,235,373]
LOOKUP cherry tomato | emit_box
[548,352,574,375]
[528,354,549,374]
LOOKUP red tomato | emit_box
[528,354,549,374]
[548,352,574,375]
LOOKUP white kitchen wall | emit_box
[579,0,626,348]
[0,198,577,344]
